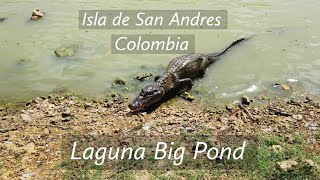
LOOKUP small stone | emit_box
[277,159,298,171]
[31,8,43,20]
[271,145,284,153]
[179,92,195,102]
[24,143,36,154]
[241,96,252,105]
[61,112,71,118]
[0,17,7,23]
[113,77,127,85]
[292,114,303,120]
[17,58,32,65]
[273,83,290,91]
[43,128,50,135]
[305,123,318,130]
[21,173,35,180]
[54,48,74,58]
[259,94,269,100]
[142,125,150,132]
[226,104,235,111]
[303,159,314,167]
[21,113,32,122]
[309,111,315,116]
[285,135,294,144]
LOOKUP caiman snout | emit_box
[129,88,164,111]
[128,96,145,111]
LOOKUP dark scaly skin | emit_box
[129,37,248,111]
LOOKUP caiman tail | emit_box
[207,36,252,62]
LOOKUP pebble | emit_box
[241,96,252,105]
[21,113,31,122]
[292,114,303,120]
[271,145,284,153]
[24,143,36,154]
[303,159,314,167]
[277,159,298,171]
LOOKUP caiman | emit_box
[129,37,250,111]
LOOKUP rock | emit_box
[0,17,7,23]
[142,125,150,132]
[43,128,50,135]
[273,83,290,91]
[285,135,294,144]
[271,145,284,153]
[277,159,298,171]
[303,159,314,167]
[122,87,129,91]
[259,94,269,100]
[309,111,315,116]
[3,142,22,153]
[241,96,252,105]
[54,48,74,58]
[21,113,32,122]
[61,111,71,118]
[179,92,195,102]
[21,173,35,180]
[24,143,36,154]
[305,123,318,130]
[287,79,298,82]
[226,104,235,111]
[113,77,127,85]
[31,8,43,20]
[135,73,153,81]
[108,92,118,98]
[292,114,303,120]
[17,58,32,65]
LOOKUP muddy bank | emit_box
[0,92,319,179]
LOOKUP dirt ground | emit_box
[0,92,319,179]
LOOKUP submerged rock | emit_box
[113,77,127,85]
[180,92,195,102]
[273,83,290,91]
[54,48,74,58]
[16,58,32,65]
[31,8,44,20]
[259,94,269,100]
[0,17,7,23]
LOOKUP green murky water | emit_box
[0,0,319,104]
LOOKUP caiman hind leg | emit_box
[178,78,193,89]
[199,56,210,77]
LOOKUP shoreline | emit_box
[0,91,319,179]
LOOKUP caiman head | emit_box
[129,84,164,111]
